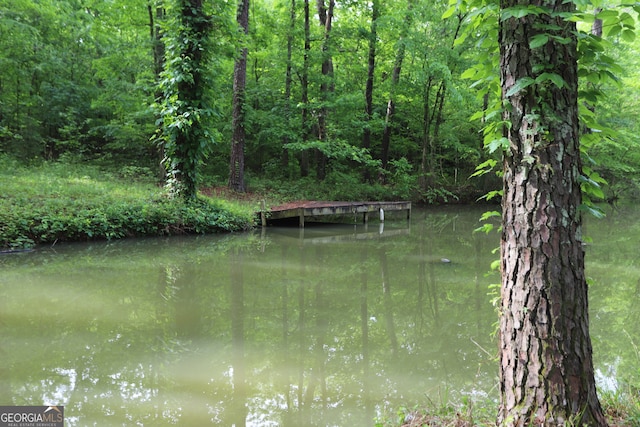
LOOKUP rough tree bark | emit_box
[498,1,607,425]
[229,0,249,192]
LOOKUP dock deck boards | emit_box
[260,200,411,227]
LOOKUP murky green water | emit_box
[1,205,638,426]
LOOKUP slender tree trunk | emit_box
[148,2,165,89]
[315,0,335,181]
[420,80,446,189]
[419,14,463,190]
[15,74,20,134]
[380,0,413,183]
[0,76,3,126]
[229,0,249,192]
[420,76,434,189]
[362,0,379,182]
[282,0,296,171]
[498,1,607,425]
[431,81,446,175]
[592,8,603,37]
[299,0,311,177]
[148,1,166,178]
[585,8,602,118]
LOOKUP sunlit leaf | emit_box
[621,28,636,43]
[486,137,510,154]
[607,24,622,37]
[479,210,501,221]
[442,6,456,19]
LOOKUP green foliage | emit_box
[474,209,501,234]
[158,0,219,200]
[449,0,640,204]
[0,157,254,250]
[246,168,390,203]
[285,138,381,168]
[0,0,157,162]
[599,387,640,426]
[374,377,640,426]
[386,157,415,200]
[1,0,638,202]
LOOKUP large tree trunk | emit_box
[229,0,249,192]
[498,1,607,425]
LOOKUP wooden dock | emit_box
[260,200,411,227]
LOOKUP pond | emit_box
[0,205,638,426]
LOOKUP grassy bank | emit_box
[375,387,640,426]
[0,157,257,250]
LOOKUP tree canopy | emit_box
[1,0,638,201]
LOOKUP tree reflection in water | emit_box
[1,205,638,425]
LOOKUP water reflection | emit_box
[584,205,640,394]
[0,205,638,425]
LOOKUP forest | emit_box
[1,0,638,203]
[3,1,640,424]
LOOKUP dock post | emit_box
[298,208,305,228]
[260,200,267,227]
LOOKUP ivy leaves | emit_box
[584,7,638,41]
[159,0,216,201]
[504,73,566,98]
[446,0,638,207]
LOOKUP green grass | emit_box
[375,387,640,426]
[0,156,256,250]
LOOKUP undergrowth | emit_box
[375,387,640,426]
[0,157,255,250]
